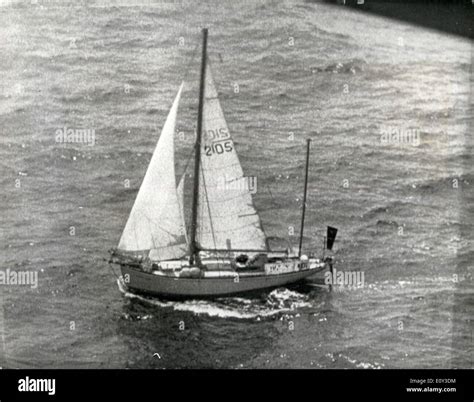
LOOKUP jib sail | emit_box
[118,83,188,261]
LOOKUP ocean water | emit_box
[0,0,472,369]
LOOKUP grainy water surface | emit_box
[0,0,472,368]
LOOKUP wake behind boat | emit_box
[109,28,338,299]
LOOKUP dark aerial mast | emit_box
[298,138,311,257]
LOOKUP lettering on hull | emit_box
[264,262,307,275]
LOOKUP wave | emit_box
[117,278,312,320]
[338,353,384,369]
[361,200,422,221]
[311,59,367,75]
[404,173,472,195]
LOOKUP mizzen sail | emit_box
[118,83,188,260]
[196,64,267,251]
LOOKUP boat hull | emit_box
[120,265,327,299]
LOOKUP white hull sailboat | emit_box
[109,29,338,299]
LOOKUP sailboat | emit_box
[109,29,338,299]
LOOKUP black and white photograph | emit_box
[0,0,472,400]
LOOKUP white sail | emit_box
[196,64,267,251]
[118,83,188,260]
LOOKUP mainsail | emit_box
[196,64,267,250]
[118,83,188,260]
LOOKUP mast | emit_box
[298,138,311,258]
[189,28,208,265]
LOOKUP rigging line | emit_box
[176,148,195,240]
[252,188,268,246]
[141,213,159,250]
[106,250,122,282]
[263,182,284,208]
[200,163,218,251]
[177,147,195,183]
[144,214,185,242]
[107,261,121,282]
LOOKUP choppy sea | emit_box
[0,0,472,368]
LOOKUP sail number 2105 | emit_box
[204,140,233,156]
